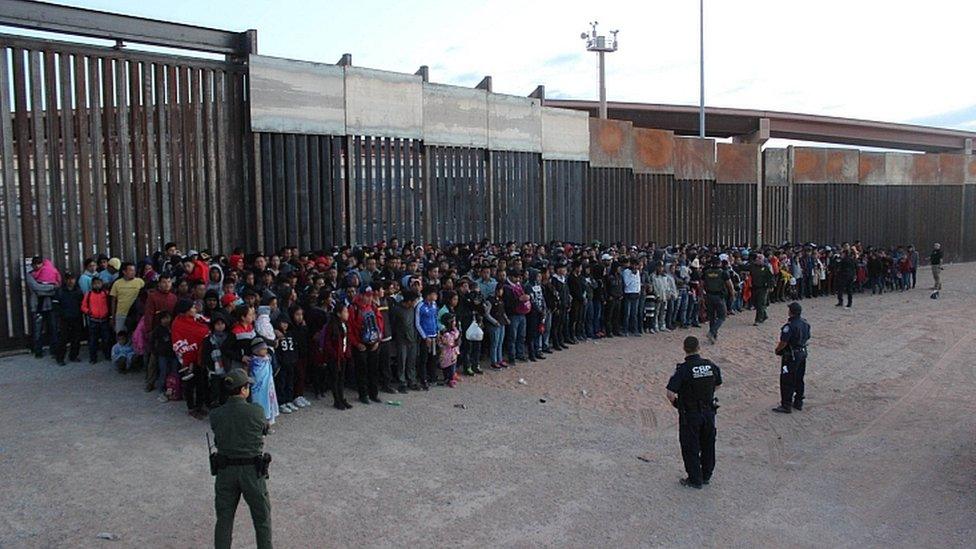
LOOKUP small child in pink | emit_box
[438,314,460,387]
[31,258,61,286]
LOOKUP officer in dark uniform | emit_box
[210,369,273,549]
[772,302,811,414]
[701,256,733,344]
[666,336,723,489]
[749,253,774,325]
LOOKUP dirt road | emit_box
[1,264,974,548]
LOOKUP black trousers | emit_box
[836,279,853,307]
[780,354,807,408]
[605,299,621,335]
[55,317,84,361]
[417,338,438,385]
[352,347,380,399]
[551,309,566,347]
[678,411,716,485]
[185,364,209,411]
[570,299,585,339]
[376,340,393,388]
[330,359,348,405]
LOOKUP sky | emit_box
[27,0,976,131]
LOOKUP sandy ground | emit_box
[1,264,975,548]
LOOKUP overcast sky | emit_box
[38,0,976,130]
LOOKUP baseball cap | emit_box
[221,293,240,307]
[108,257,122,270]
[601,253,612,261]
[223,369,254,390]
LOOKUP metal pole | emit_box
[699,0,705,137]
[599,50,607,119]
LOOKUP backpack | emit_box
[359,309,380,344]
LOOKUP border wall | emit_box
[2,43,975,346]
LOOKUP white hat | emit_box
[601,253,612,261]
[719,253,729,262]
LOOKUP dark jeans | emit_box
[679,411,716,485]
[55,317,84,361]
[395,340,418,386]
[506,314,526,361]
[377,340,393,388]
[32,310,58,356]
[605,298,622,335]
[418,338,439,385]
[330,358,348,405]
[836,279,853,307]
[352,347,380,399]
[780,354,807,409]
[705,294,726,339]
[526,311,543,357]
[87,319,113,362]
[275,360,295,404]
[185,364,209,411]
[589,300,603,336]
[464,339,482,369]
[623,294,640,334]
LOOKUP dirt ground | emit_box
[1,264,975,548]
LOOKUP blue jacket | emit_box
[415,300,439,339]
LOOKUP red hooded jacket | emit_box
[171,314,211,367]
[347,297,385,349]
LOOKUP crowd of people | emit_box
[23,237,942,423]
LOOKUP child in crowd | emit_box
[111,331,135,373]
[487,285,509,370]
[438,313,460,388]
[81,276,112,364]
[150,311,178,394]
[286,307,311,409]
[321,304,352,410]
[201,316,229,408]
[249,337,279,425]
[274,316,298,414]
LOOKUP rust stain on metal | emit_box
[825,149,858,183]
[913,153,940,185]
[633,128,674,174]
[673,137,716,180]
[938,154,965,185]
[858,152,885,184]
[588,118,633,168]
[792,147,826,183]
[715,142,758,184]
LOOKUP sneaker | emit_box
[297,396,312,408]
[279,403,293,414]
[448,380,457,388]
[408,383,422,391]
[369,395,382,403]
[490,363,503,370]
[771,405,792,414]
[359,396,371,404]
[156,393,169,403]
[380,386,398,395]
[679,478,703,490]
[472,366,485,375]
[463,367,475,375]
[397,385,409,394]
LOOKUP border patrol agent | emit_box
[210,369,273,549]
[667,336,723,489]
[701,257,733,344]
[772,302,811,414]
[749,254,773,325]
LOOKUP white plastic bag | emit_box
[465,320,484,341]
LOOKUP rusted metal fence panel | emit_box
[712,184,756,246]
[492,151,543,243]
[0,34,246,344]
[543,160,584,243]
[428,145,489,244]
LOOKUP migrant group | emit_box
[24,238,942,422]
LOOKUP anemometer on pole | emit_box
[581,21,618,119]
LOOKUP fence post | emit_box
[786,145,795,244]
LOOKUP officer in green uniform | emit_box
[701,256,733,344]
[749,253,774,326]
[210,369,273,549]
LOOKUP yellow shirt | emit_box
[110,277,145,317]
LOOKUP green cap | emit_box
[224,369,254,390]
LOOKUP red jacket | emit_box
[187,260,210,284]
[171,314,211,367]
[347,301,384,348]
[143,289,178,330]
[81,290,110,320]
[318,319,351,363]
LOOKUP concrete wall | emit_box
[249,55,345,135]
[422,83,488,148]
[541,107,589,161]
[487,94,542,153]
[249,54,587,157]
